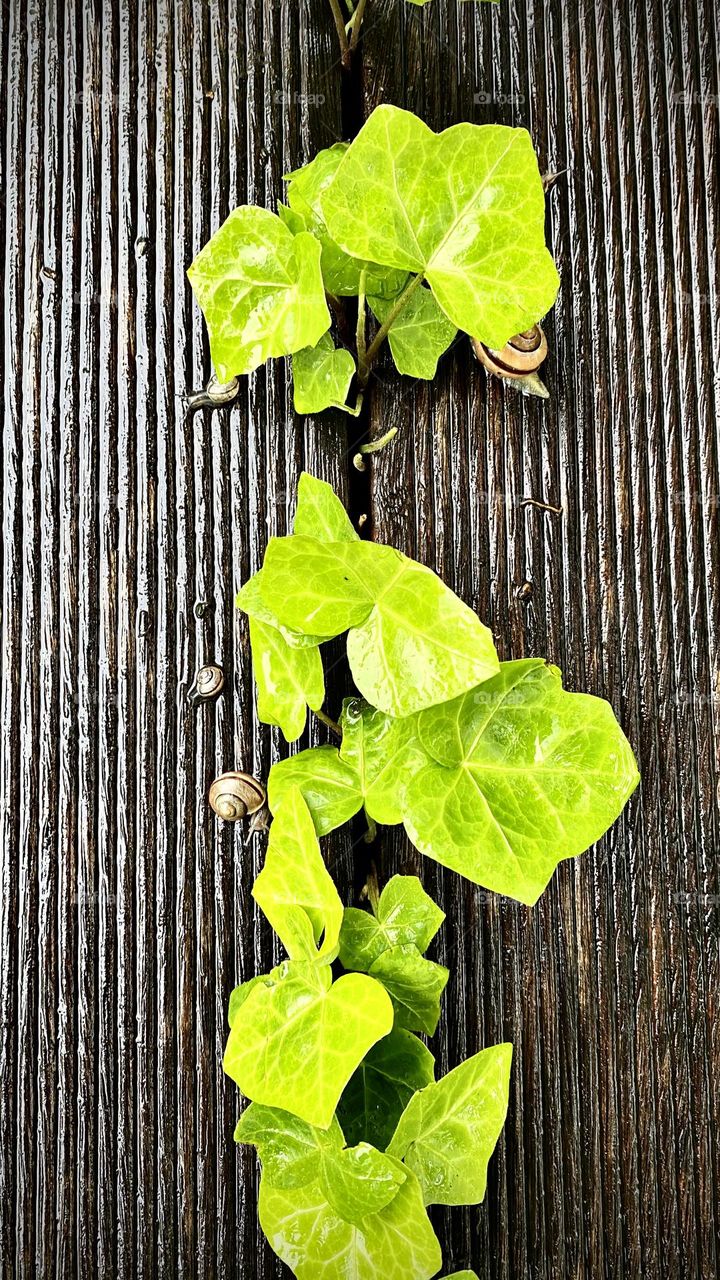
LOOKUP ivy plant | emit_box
[189,104,558,418]
[328,0,497,71]
[224,474,639,1276]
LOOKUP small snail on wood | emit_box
[209,771,266,822]
[471,324,549,399]
[189,663,224,703]
[187,373,240,411]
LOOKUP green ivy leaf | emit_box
[285,144,406,299]
[388,1043,513,1206]
[224,961,394,1130]
[258,1160,442,1280]
[339,875,445,972]
[268,746,363,835]
[338,698,428,825]
[235,1103,344,1189]
[253,787,343,963]
[369,282,457,379]
[439,1274,480,1279]
[248,616,324,742]
[235,1104,405,1225]
[322,104,559,347]
[188,208,330,379]
[260,535,499,717]
[294,473,359,544]
[338,1028,436,1152]
[369,944,449,1036]
[228,975,268,1027]
[403,658,640,904]
[293,334,357,415]
[237,571,327,648]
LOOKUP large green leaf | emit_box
[403,658,640,904]
[338,1028,436,1152]
[369,282,457,379]
[339,875,445,972]
[236,1104,405,1225]
[369,945,448,1036]
[188,207,330,379]
[258,1161,442,1280]
[294,473,359,544]
[237,571,327,649]
[293,334,356,414]
[321,105,559,347]
[285,144,406,299]
[338,698,427,825]
[268,747,364,835]
[260,536,499,717]
[224,961,394,1129]
[388,1043,512,1206]
[248,616,324,742]
[253,787,343,963]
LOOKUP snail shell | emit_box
[186,374,240,411]
[471,324,548,379]
[193,663,224,700]
[209,771,266,821]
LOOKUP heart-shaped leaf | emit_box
[339,875,445,972]
[188,207,330,379]
[293,334,357,414]
[268,746,363,835]
[369,944,449,1036]
[260,536,499,717]
[224,961,393,1129]
[403,658,640,904]
[258,1160,442,1280]
[368,281,457,379]
[322,104,559,347]
[388,1043,513,1205]
[253,787,343,963]
[338,1028,435,1152]
[248,617,325,742]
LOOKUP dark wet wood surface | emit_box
[1,0,718,1276]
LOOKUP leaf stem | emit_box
[348,0,369,50]
[314,708,342,737]
[353,426,399,470]
[361,272,425,381]
[327,0,351,65]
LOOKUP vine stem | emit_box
[327,0,351,65]
[366,864,381,911]
[314,708,342,737]
[356,268,368,384]
[348,0,369,51]
[360,272,425,383]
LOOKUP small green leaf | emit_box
[293,333,357,415]
[236,1102,405,1225]
[339,875,445,972]
[253,787,343,963]
[338,1028,436,1152]
[258,1161,442,1279]
[248,617,324,742]
[188,208,330,380]
[369,944,449,1036]
[228,975,267,1027]
[224,961,394,1129]
[322,104,559,347]
[439,1274,480,1279]
[294,473,359,544]
[235,1103,343,1189]
[237,571,328,649]
[339,698,427,825]
[268,746,364,835]
[369,281,457,379]
[403,658,640,903]
[285,144,406,299]
[388,1043,513,1205]
[260,535,499,717]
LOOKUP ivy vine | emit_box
[222,475,639,1277]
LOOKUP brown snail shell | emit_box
[192,663,224,701]
[209,771,266,821]
[471,324,548,380]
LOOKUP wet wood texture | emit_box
[0,0,718,1276]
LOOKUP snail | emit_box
[189,663,224,703]
[187,373,240,411]
[471,324,549,399]
[209,771,267,822]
